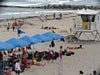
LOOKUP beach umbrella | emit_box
[31,34,53,43]
[0,41,15,50]
[20,35,40,44]
[6,38,29,47]
[42,32,64,40]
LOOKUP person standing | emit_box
[51,40,55,47]
[0,52,4,75]
[14,60,21,75]
[59,13,62,19]
[53,13,56,19]
[12,20,18,32]
[58,46,63,75]
[48,45,54,63]
[59,46,63,60]
[7,23,10,31]
[3,51,8,69]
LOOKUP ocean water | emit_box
[0,7,53,20]
[0,7,74,20]
[0,0,99,20]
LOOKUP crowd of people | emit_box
[0,42,75,75]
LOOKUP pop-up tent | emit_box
[31,34,53,43]
[42,32,64,40]
[6,38,29,47]
[0,41,15,50]
[20,35,40,44]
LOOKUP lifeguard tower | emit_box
[73,9,100,41]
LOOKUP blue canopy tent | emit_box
[42,32,64,40]
[6,38,29,47]
[31,34,53,43]
[20,35,40,44]
[0,41,15,51]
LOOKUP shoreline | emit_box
[0,11,76,22]
[0,4,100,9]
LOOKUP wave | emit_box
[0,10,74,20]
[0,2,45,7]
[0,11,40,20]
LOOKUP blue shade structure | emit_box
[31,34,53,43]
[42,32,64,40]
[20,35,40,44]
[6,38,29,47]
[0,41,15,50]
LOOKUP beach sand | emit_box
[0,14,100,75]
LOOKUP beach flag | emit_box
[17,28,25,37]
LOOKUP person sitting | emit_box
[22,57,30,69]
[93,70,97,75]
[4,67,12,75]
[32,58,45,66]
[32,58,38,65]
[62,49,68,55]
[79,45,82,49]
[67,44,83,50]
[79,70,84,75]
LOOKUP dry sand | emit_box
[0,14,100,75]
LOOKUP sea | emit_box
[0,0,100,20]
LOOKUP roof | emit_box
[76,9,100,15]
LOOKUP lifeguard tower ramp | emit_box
[73,9,100,41]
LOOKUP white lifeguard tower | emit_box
[73,9,100,41]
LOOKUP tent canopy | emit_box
[20,35,40,44]
[6,38,29,47]
[42,32,64,40]
[31,34,53,43]
[0,41,15,50]
[76,9,100,15]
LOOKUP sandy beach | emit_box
[0,13,100,75]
